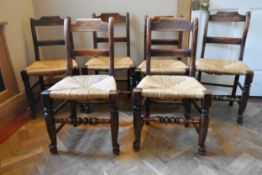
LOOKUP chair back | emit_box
[64,17,114,76]
[201,11,251,61]
[92,12,130,56]
[145,17,198,76]
[30,16,66,61]
[143,15,184,60]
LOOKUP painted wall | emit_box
[0,0,35,91]
[32,0,178,65]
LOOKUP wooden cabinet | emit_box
[0,20,19,103]
[0,20,25,129]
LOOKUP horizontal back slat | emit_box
[96,37,127,43]
[151,18,193,32]
[73,49,109,57]
[37,40,65,46]
[151,39,179,45]
[70,19,109,32]
[151,48,191,57]
[209,12,246,22]
[31,16,64,26]
[94,13,126,24]
[206,37,242,45]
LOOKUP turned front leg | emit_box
[237,71,254,124]
[133,88,142,151]
[198,93,212,155]
[42,91,57,154]
[109,90,120,155]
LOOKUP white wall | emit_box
[32,0,178,65]
[0,0,35,91]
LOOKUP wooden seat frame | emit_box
[197,11,254,124]
[20,16,72,118]
[133,17,212,155]
[41,17,120,155]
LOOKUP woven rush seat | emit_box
[137,75,207,100]
[138,59,188,74]
[86,57,133,70]
[48,75,116,100]
[196,59,249,75]
[26,59,77,76]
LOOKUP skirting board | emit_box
[0,92,27,130]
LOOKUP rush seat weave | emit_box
[26,59,77,76]
[86,56,133,70]
[196,59,249,75]
[138,59,188,74]
[48,75,116,100]
[137,75,207,100]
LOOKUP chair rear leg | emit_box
[229,75,239,106]
[135,69,142,87]
[184,99,191,128]
[70,101,77,127]
[21,70,37,119]
[133,88,142,151]
[39,76,45,91]
[144,98,150,125]
[109,90,120,155]
[237,71,254,124]
[42,91,57,154]
[198,93,212,155]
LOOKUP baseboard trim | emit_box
[0,92,27,129]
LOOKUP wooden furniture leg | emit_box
[198,93,211,155]
[21,70,37,119]
[42,91,57,154]
[109,90,120,155]
[237,70,254,124]
[133,88,142,151]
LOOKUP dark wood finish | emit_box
[133,88,142,151]
[109,90,120,155]
[198,11,252,124]
[20,70,36,118]
[42,91,57,154]
[91,12,134,93]
[30,16,65,61]
[237,70,254,124]
[145,17,198,76]
[64,17,115,76]
[21,16,67,118]
[42,17,119,155]
[198,92,212,155]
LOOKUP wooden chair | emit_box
[133,17,212,155]
[41,17,120,155]
[136,15,184,84]
[85,12,135,94]
[20,16,77,118]
[196,11,253,124]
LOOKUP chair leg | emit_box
[39,76,45,91]
[229,75,239,107]
[133,88,142,151]
[42,91,57,154]
[183,99,191,128]
[135,69,142,87]
[144,98,150,125]
[197,71,202,81]
[70,101,77,127]
[21,70,37,119]
[198,93,212,155]
[237,71,254,124]
[128,67,136,98]
[109,90,120,155]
